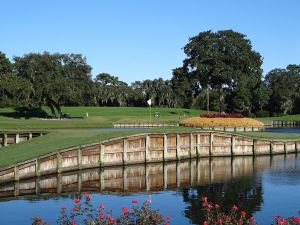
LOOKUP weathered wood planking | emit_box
[0,132,299,184]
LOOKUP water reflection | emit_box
[1,155,297,200]
[0,154,299,225]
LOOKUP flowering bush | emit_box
[201,196,257,225]
[273,215,300,225]
[32,193,171,225]
[200,113,244,118]
[180,117,264,127]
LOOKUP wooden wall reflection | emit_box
[0,154,297,199]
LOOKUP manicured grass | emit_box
[0,107,206,129]
[1,106,300,169]
[257,114,300,124]
[0,127,196,168]
[236,131,300,140]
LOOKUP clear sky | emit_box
[1,0,299,84]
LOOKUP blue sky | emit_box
[1,0,299,83]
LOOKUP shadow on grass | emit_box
[0,107,50,119]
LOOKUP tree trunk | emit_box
[206,87,210,112]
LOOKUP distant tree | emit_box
[183,30,263,113]
[13,52,95,117]
[265,65,300,114]
[171,67,194,108]
[0,51,12,75]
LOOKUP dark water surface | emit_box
[0,155,300,225]
[266,127,300,133]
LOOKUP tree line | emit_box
[0,29,299,118]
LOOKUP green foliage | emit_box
[182,30,263,113]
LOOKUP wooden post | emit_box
[123,138,128,164]
[197,133,200,157]
[28,133,33,140]
[57,152,62,173]
[231,135,235,155]
[14,166,19,182]
[176,133,181,160]
[36,159,40,177]
[209,132,213,156]
[284,142,287,154]
[78,148,82,169]
[3,134,7,147]
[145,135,150,163]
[190,133,194,158]
[253,140,257,156]
[15,134,20,144]
[57,173,62,193]
[163,134,168,161]
[100,144,105,166]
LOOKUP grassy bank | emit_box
[1,127,300,168]
[0,107,205,129]
[257,114,300,123]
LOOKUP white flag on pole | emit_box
[147,99,152,106]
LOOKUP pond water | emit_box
[265,127,300,133]
[0,155,299,224]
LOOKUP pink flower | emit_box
[217,219,223,224]
[293,217,300,223]
[71,221,77,225]
[107,214,114,223]
[99,204,105,209]
[132,199,138,204]
[249,216,255,222]
[163,222,169,225]
[201,196,208,202]
[232,204,238,211]
[99,213,105,219]
[166,215,171,220]
[215,204,220,209]
[122,207,129,214]
[72,207,78,212]
[241,211,246,217]
[145,199,151,203]
[74,198,80,204]
[61,205,66,210]
[203,221,208,225]
[82,192,88,195]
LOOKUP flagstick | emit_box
[149,104,152,125]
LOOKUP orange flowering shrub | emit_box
[181,117,264,127]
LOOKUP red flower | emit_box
[203,221,208,225]
[72,207,78,212]
[99,213,105,219]
[163,222,169,225]
[201,196,208,202]
[82,192,88,195]
[99,204,105,209]
[232,204,238,211]
[71,221,77,225]
[107,214,114,223]
[74,198,80,204]
[166,215,171,220]
[215,204,220,209]
[241,211,246,217]
[293,217,300,223]
[249,216,255,222]
[132,200,138,204]
[122,207,129,214]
